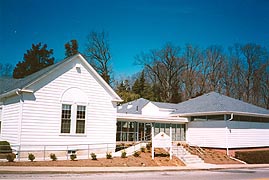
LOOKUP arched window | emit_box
[60,88,88,134]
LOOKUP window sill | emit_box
[59,133,87,137]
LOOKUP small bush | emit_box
[6,153,16,162]
[28,153,35,162]
[146,142,151,151]
[235,150,269,164]
[0,141,12,153]
[90,153,97,160]
[121,150,127,158]
[50,153,57,161]
[133,151,141,157]
[106,152,112,159]
[140,147,146,153]
[70,154,77,161]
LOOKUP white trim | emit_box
[60,103,87,135]
[172,111,269,118]
[77,54,122,102]
[117,113,188,123]
[1,54,122,102]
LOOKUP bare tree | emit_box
[203,45,225,93]
[136,43,185,103]
[85,31,112,84]
[227,44,245,100]
[181,44,202,99]
[261,70,269,109]
[240,43,267,105]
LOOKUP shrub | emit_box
[140,147,146,153]
[106,152,112,159]
[146,142,151,151]
[0,141,12,153]
[28,153,35,162]
[70,154,77,161]
[121,150,127,158]
[133,151,140,157]
[235,150,269,164]
[90,153,97,160]
[50,153,57,161]
[6,153,16,162]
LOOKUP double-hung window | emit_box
[61,104,86,134]
[61,104,71,133]
[76,105,86,134]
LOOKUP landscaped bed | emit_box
[0,148,185,167]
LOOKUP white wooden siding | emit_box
[186,121,226,148]
[186,120,269,148]
[0,96,20,144]
[227,121,269,148]
[18,58,116,150]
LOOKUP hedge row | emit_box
[235,150,269,164]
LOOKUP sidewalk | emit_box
[0,164,269,174]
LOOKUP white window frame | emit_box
[60,103,87,135]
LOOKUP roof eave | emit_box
[172,111,269,118]
[0,88,34,100]
[117,113,188,123]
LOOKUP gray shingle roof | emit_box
[151,101,178,109]
[0,54,75,95]
[117,98,150,114]
[173,92,269,115]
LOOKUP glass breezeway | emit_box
[116,121,185,142]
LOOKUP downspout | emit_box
[225,113,233,156]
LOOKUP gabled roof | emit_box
[117,98,150,114]
[151,101,178,110]
[173,92,269,116]
[0,55,69,95]
[0,54,122,102]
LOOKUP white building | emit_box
[0,53,268,157]
[117,92,269,153]
[0,54,122,155]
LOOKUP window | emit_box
[61,104,71,133]
[61,104,87,134]
[76,105,86,133]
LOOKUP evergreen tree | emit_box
[64,39,79,58]
[13,43,54,78]
[116,80,139,103]
[132,71,146,96]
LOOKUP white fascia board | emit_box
[172,111,269,118]
[0,88,34,100]
[117,113,188,123]
[0,89,18,99]
[78,54,123,102]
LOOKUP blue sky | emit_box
[1,0,269,78]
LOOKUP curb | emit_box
[0,164,269,174]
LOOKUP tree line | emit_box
[0,32,268,109]
[116,43,269,109]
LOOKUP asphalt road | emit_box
[0,168,269,180]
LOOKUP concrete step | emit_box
[172,145,204,165]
